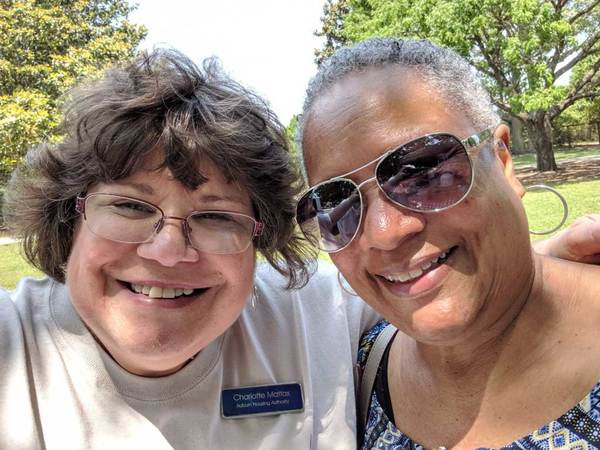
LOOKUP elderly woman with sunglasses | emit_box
[0,49,380,449]
[296,37,600,448]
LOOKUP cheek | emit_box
[66,228,127,299]
[330,251,362,287]
[219,250,256,296]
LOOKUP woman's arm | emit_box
[534,214,600,264]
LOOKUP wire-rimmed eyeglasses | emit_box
[76,193,264,254]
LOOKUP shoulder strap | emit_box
[358,323,397,433]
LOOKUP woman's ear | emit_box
[494,124,525,198]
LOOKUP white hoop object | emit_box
[337,271,358,296]
[526,184,569,235]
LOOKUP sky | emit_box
[129,0,326,125]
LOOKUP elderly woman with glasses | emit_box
[296,37,600,448]
[0,49,380,449]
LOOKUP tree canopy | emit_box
[0,0,146,181]
[315,0,600,171]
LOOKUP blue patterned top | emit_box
[358,320,600,450]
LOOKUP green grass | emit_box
[512,145,600,167]
[523,179,600,241]
[0,243,43,290]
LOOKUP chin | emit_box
[409,309,475,345]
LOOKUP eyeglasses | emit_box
[76,193,264,254]
[295,128,494,253]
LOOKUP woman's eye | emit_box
[114,202,153,212]
[197,212,234,222]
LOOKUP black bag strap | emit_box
[358,323,397,432]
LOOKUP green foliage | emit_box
[0,0,147,182]
[334,0,599,115]
[315,0,600,170]
[285,114,304,178]
[0,184,4,229]
[314,0,351,64]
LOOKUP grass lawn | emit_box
[0,243,43,290]
[523,179,600,241]
[512,144,600,167]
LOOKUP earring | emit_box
[526,184,569,235]
[250,285,259,309]
[337,271,358,296]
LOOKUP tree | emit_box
[285,114,303,177]
[314,0,351,65]
[0,0,147,181]
[315,0,600,171]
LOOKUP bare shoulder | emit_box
[539,256,600,348]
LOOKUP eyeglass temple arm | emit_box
[254,222,264,236]
[462,128,494,150]
[75,196,86,215]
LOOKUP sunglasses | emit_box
[296,128,494,253]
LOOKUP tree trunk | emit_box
[525,111,557,172]
[596,122,600,145]
[510,117,527,154]
[500,114,528,154]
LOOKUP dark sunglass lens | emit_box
[376,134,472,211]
[296,180,361,252]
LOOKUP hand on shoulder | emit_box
[534,214,600,264]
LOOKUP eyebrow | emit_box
[113,181,154,195]
[111,182,247,206]
[197,193,246,205]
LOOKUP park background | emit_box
[1,0,599,289]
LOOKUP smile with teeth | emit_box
[381,247,456,284]
[129,283,206,299]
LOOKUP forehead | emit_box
[94,155,251,207]
[302,66,474,185]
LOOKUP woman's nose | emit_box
[357,189,425,252]
[136,219,199,266]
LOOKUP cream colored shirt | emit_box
[0,262,378,449]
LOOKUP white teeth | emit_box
[408,267,423,279]
[398,273,410,283]
[382,250,452,284]
[148,286,163,298]
[131,284,197,299]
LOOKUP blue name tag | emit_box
[221,382,304,418]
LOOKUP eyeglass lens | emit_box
[297,134,472,252]
[82,194,257,254]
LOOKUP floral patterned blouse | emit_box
[358,320,600,450]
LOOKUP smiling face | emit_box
[66,158,256,376]
[303,66,533,346]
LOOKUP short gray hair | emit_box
[297,37,499,179]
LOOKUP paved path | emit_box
[515,154,600,170]
[0,237,17,246]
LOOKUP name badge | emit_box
[221,382,304,419]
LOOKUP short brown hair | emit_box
[4,49,314,287]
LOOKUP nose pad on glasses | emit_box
[358,189,426,251]
[152,218,193,247]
